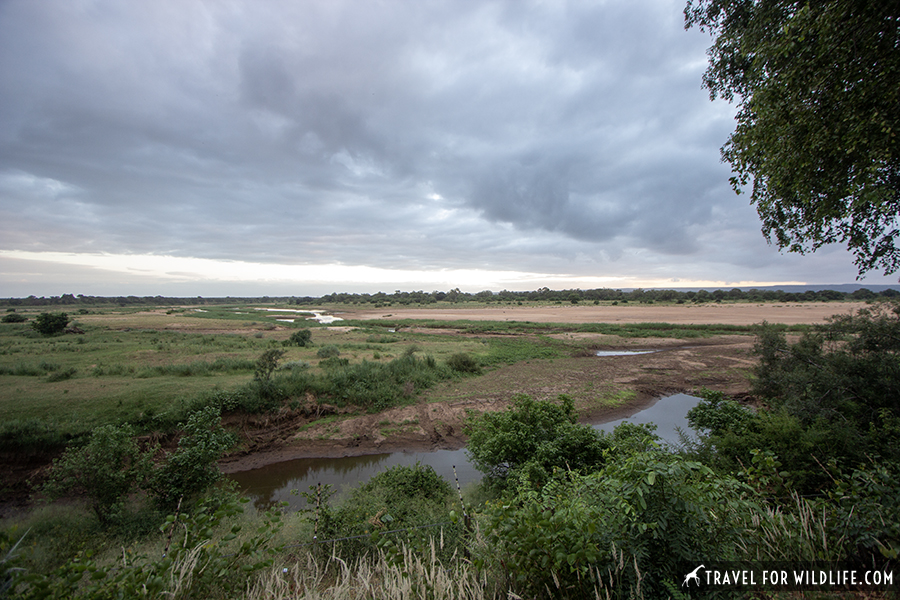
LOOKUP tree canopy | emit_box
[685,0,900,276]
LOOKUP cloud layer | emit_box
[0,0,890,296]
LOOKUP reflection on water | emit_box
[231,394,701,511]
[593,393,700,446]
[253,307,344,324]
[595,349,657,356]
[229,448,477,511]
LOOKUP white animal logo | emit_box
[683,564,705,587]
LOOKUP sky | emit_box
[1,0,895,298]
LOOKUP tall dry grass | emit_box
[737,493,848,562]
[246,540,494,600]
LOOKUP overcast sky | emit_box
[1,0,894,298]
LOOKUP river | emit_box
[229,393,702,511]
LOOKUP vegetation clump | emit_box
[30,312,69,336]
[284,329,312,347]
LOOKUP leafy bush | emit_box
[276,353,451,412]
[43,424,156,524]
[753,303,900,428]
[481,450,754,598]
[318,356,350,370]
[254,349,285,383]
[305,464,459,561]
[285,329,312,347]
[446,352,481,374]
[31,312,69,336]
[316,345,341,359]
[148,406,235,511]
[827,462,900,561]
[464,394,609,489]
[688,305,900,493]
[1,312,27,323]
[686,387,754,435]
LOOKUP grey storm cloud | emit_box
[0,0,886,294]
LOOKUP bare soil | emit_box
[342,301,867,325]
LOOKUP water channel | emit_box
[230,393,702,511]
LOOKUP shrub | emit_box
[148,406,235,511]
[753,303,900,428]
[1,312,27,323]
[45,367,77,382]
[305,463,459,561]
[316,345,341,359]
[284,329,312,347]
[686,387,754,436]
[446,352,480,374]
[43,424,156,524]
[464,394,609,489]
[480,452,754,598]
[254,349,285,383]
[31,312,69,336]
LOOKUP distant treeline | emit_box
[305,286,899,306]
[2,286,898,308]
[0,294,286,307]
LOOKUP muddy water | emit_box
[592,393,700,445]
[231,394,701,511]
[230,448,478,511]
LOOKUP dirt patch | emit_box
[219,335,755,473]
[343,302,867,326]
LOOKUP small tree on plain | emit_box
[284,329,312,347]
[32,312,69,335]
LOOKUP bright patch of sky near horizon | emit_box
[0,0,894,297]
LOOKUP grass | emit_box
[596,388,638,408]
[0,301,769,454]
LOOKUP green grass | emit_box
[0,303,777,454]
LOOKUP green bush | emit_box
[45,367,77,383]
[464,394,609,489]
[828,462,900,561]
[316,345,341,359]
[305,464,460,561]
[686,387,754,436]
[276,353,451,412]
[446,352,481,374]
[43,424,156,524]
[481,451,754,598]
[1,312,27,323]
[149,406,235,511]
[284,329,312,347]
[254,349,285,383]
[753,303,900,428]
[31,312,69,336]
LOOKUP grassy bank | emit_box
[1,304,627,452]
